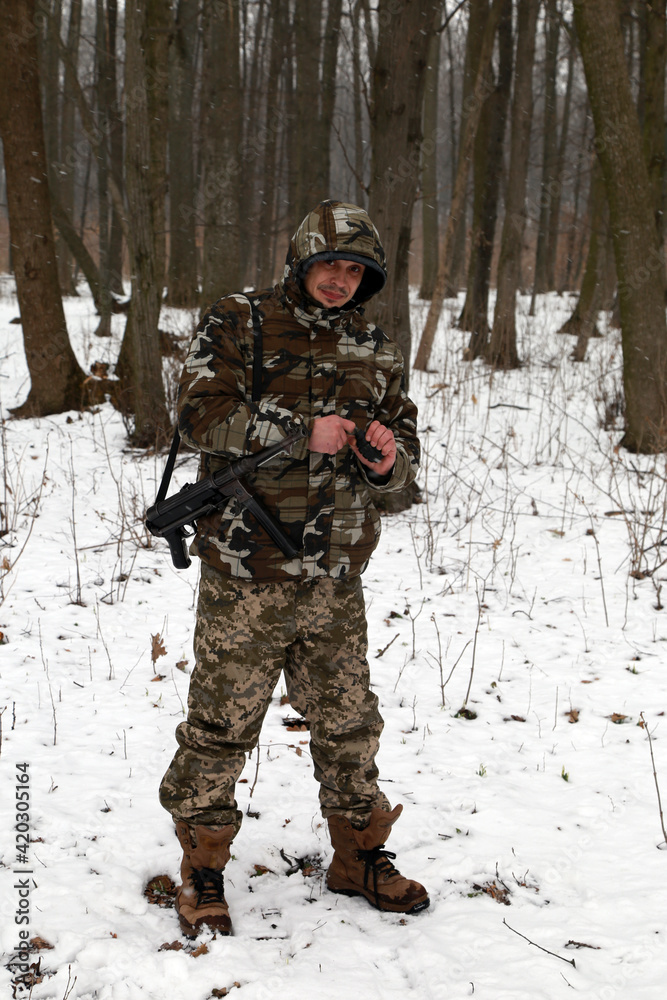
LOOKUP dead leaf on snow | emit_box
[471,881,511,905]
[566,709,580,723]
[210,985,241,998]
[251,864,274,877]
[151,633,167,664]
[191,942,209,957]
[144,875,176,907]
[29,937,54,951]
[609,713,629,724]
[159,940,184,952]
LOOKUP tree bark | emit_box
[461,0,512,357]
[640,0,666,242]
[574,0,667,453]
[201,0,241,305]
[557,158,608,361]
[530,0,560,302]
[351,0,367,208]
[144,0,171,301]
[546,19,575,291]
[367,0,439,377]
[413,0,504,372]
[0,0,86,417]
[167,0,199,307]
[105,0,124,294]
[256,0,288,288]
[115,0,170,445]
[419,22,441,300]
[486,0,538,370]
[293,0,323,221]
[319,0,343,197]
[57,0,83,296]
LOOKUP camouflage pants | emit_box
[159,563,390,833]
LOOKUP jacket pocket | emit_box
[328,504,382,573]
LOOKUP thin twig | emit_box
[463,588,483,707]
[375,632,399,659]
[640,711,667,847]
[503,919,576,969]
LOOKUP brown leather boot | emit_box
[174,822,235,937]
[326,804,429,914]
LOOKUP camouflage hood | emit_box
[281,200,387,314]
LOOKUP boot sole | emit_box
[178,913,233,938]
[327,884,430,914]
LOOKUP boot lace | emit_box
[189,867,226,908]
[357,845,400,905]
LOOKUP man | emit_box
[159,200,428,937]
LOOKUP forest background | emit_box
[1,0,666,456]
[3,4,667,997]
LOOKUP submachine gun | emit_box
[145,425,308,570]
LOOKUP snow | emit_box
[1,277,666,999]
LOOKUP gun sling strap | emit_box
[156,297,264,503]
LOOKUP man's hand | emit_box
[308,415,357,455]
[348,420,396,477]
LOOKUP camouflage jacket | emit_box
[177,200,420,581]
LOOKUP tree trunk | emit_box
[0,0,86,417]
[557,158,608,361]
[547,19,575,291]
[144,0,171,301]
[257,0,288,288]
[413,0,504,372]
[201,0,241,305]
[351,0,367,208]
[419,23,441,300]
[239,0,267,286]
[530,0,560,303]
[486,0,538,370]
[57,0,83,296]
[94,0,114,337]
[574,0,667,453]
[167,0,199,307]
[319,0,343,197]
[294,0,323,221]
[115,0,170,445]
[367,0,438,377]
[461,0,512,358]
[105,0,124,295]
[640,0,666,242]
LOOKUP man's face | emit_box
[303,258,366,308]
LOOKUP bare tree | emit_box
[486,0,539,369]
[201,0,241,305]
[419,16,442,300]
[0,0,86,417]
[531,0,560,303]
[557,158,609,361]
[58,0,83,296]
[414,0,504,372]
[114,0,171,445]
[574,0,667,453]
[461,0,512,357]
[367,0,439,373]
[167,0,199,307]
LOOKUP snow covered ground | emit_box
[1,278,666,1000]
